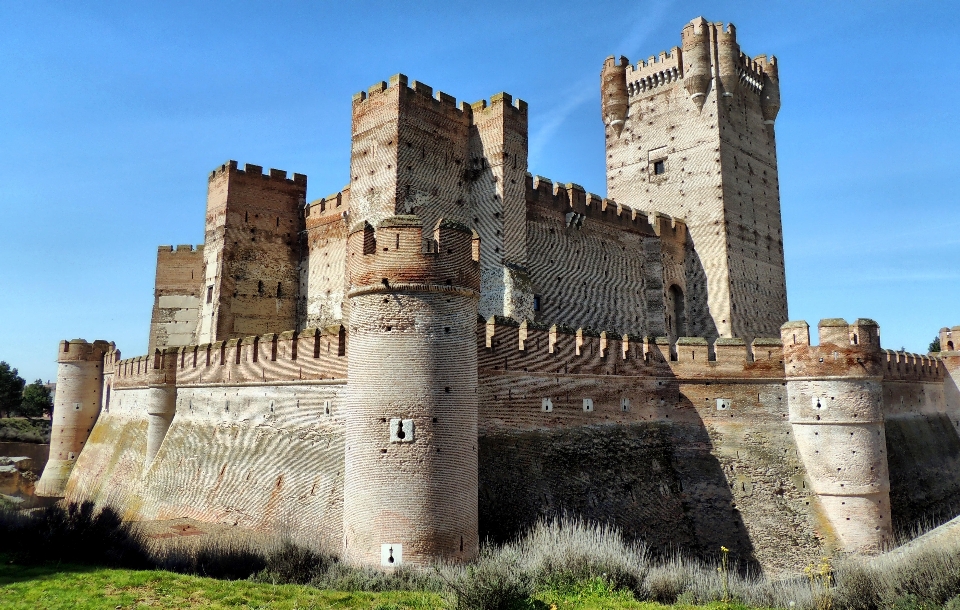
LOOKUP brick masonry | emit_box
[39,16,960,576]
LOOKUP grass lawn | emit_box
[0,560,442,609]
[0,558,758,610]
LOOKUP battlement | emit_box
[525,174,661,235]
[57,339,114,363]
[346,215,480,295]
[481,316,784,378]
[352,73,526,122]
[208,160,307,186]
[624,48,682,96]
[881,349,944,382]
[305,186,351,221]
[157,244,204,254]
[781,319,886,379]
[114,325,347,389]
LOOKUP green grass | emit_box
[0,559,443,609]
[0,558,727,610]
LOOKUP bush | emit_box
[0,501,149,567]
[440,547,533,610]
[513,516,648,593]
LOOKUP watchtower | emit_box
[342,215,480,567]
[36,339,113,497]
[603,17,786,343]
[195,161,307,344]
[782,319,892,553]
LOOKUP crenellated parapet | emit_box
[525,174,668,236]
[352,73,526,126]
[624,48,683,97]
[208,160,307,187]
[114,326,347,389]
[347,215,480,296]
[480,316,784,378]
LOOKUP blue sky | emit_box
[1,1,957,382]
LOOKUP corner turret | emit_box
[716,23,740,96]
[36,339,113,497]
[756,55,781,124]
[680,17,711,109]
[601,56,629,136]
[342,216,481,567]
[782,319,892,553]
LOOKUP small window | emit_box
[206,286,213,303]
[276,282,282,298]
[653,159,666,175]
[533,295,541,312]
[258,280,264,295]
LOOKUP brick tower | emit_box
[349,75,531,322]
[603,17,786,343]
[783,319,893,553]
[195,161,307,344]
[36,339,113,497]
[342,215,480,567]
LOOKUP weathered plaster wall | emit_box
[302,189,350,329]
[65,382,345,549]
[148,245,204,353]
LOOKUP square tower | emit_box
[349,75,533,321]
[603,17,786,343]
[195,161,307,344]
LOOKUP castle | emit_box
[36,18,960,574]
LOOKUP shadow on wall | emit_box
[886,412,960,536]
[478,402,757,572]
[684,243,717,341]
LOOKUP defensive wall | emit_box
[48,310,960,575]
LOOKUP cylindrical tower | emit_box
[343,215,481,567]
[36,339,113,497]
[601,55,629,137]
[716,23,740,97]
[681,17,711,109]
[783,319,893,553]
[145,347,179,468]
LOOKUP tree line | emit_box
[0,361,53,419]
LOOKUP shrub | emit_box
[0,501,148,567]
[512,516,648,593]
[440,546,533,610]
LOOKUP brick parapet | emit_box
[208,160,306,187]
[113,326,347,389]
[481,316,784,379]
[525,174,662,236]
[347,216,480,294]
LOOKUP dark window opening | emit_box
[258,280,264,295]
[653,159,666,175]
[533,295,541,312]
[276,282,282,298]
[667,284,686,337]
[206,286,213,304]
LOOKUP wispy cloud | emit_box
[529,1,676,167]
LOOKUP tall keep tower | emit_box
[603,17,786,343]
[342,215,481,567]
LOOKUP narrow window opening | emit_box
[276,282,282,298]
[533,295,541,312]
[653,159,666,175]
[258,280,264,295]
[206,285,213,304]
